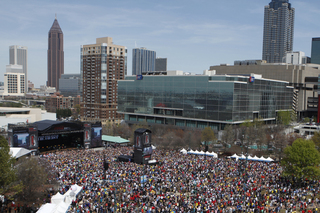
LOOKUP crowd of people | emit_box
[39,147,320,213]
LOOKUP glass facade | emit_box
[118,75,293,129]
[311,38,320,65]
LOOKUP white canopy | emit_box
[37,203,56,213]
[260,156,268,161]
[180,148,188,154]
[266,157,274,162]
[10,147,31,159]
[51,192,64,205]
[228,154,239,158]
[37,184,82,213]
[151,145,156,150]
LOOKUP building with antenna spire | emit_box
[47,15,64,91]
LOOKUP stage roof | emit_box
[34,120,65,131]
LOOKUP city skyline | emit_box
[0,0,320,87]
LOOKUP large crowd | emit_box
[37,147,320,213]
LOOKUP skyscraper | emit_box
[132,47,156,75]
[47,15,64,91]
[311,38,320,65]
[262,0,295,63]
[9,45,27,92]
[80,37,127,123]
[155,58,167,71]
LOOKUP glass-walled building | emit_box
[118,73,293,130]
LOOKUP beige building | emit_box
[209,61,320,118]
[80,37,127,124]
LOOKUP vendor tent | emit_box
[102,135,130,146]
[180,148,187,154]
[51,192,64,205]
[10,147,31,159]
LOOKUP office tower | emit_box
[132,47,156,75]
[47,15,64,91]
[9,45,27,92]
[262,0,295,63]
[155,58,167,71]
[3,65,25,96]
[311,38,320,64]
[80,37,127,123]
[59,74,81,97]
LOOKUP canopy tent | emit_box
[187,149,218,158]
[37,184,82,213]
[10,147,31,159]
[37,203,56,213]
[51,192,64,205]
[228,154,274,162]
[102,135,130,146]
[180,148,188,154]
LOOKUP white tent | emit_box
[180,148,188,154]
[207,151,218,158]
[259,156,268,161]
[10,147,31,159]
[252,155,260,161]
[199,150,205,155]
[266,157,274,162]
[228,154,239,159]
[193,150,200,155]
[51,192,64,205]
[37,203,56,213]
[151,145,156,150]
[37,184,82,213]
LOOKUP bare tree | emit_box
[221,124,235,151]
[16,156,48,202]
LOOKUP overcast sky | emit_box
[0,0,320,87]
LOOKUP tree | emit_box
[312,131,320,150]
[201,127,215,151]
[16,156,48,201]
[0,136,19,194]
[277,110,291,125]
[281,138,320,180]
[221,125,234,150]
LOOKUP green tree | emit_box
[201,127,215,150]
[277,110,291,125]
[0,136,20,194]
[281,138,320,180]
[312,131,320,150]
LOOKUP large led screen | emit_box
[91,127,102,147]
[13,133,30,148]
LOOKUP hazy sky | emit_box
[0,0,320,87]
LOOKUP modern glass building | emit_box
[118,74,293,130]
[59,74,81,97]
[311,38,320,65]
[262,0,295,63]
[132,47,156,75]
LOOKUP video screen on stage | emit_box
[143,146,153,156]
[13,133,29,148]
[91,127,102,147]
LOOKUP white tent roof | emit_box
[51,192,64,205]
[260,156,268,161]
[37,203,56,213]
[10,147,31,159]
[180,148,187,154]
[252,155,260,161]
[266,157,274,162]
[229,154,239,158]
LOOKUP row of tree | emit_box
[0,136,53,202]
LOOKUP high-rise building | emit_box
[311,38,320,65]
[155,58,167,71]
[3,65,25,96]
[80,37,127,123]
[132,47,156,75]
[59,74,81,97]
[9,45,27,92]
[262,0,295,63]
[47,15,64,91]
